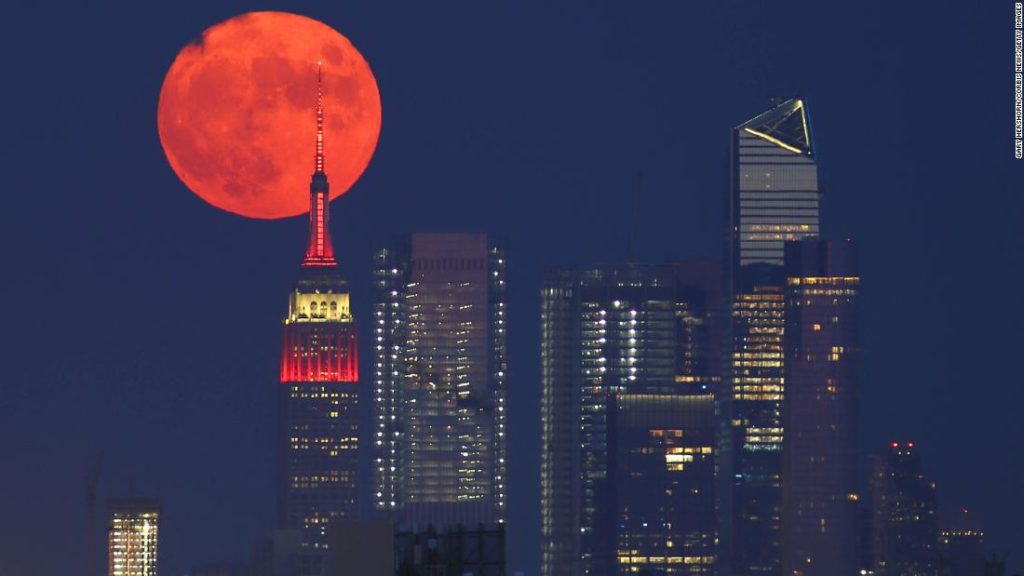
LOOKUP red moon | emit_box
[157,12,381,219]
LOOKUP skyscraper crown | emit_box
[737,98,814,156]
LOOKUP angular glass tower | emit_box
[541,262,722,576]
[277,66,360,576]
[730,98,819,268]
[722,98,821,576]
[372,233,507,525]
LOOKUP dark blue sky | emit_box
[1,1,1020,574]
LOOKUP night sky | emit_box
[1,1,1021,574]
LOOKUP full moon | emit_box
[157,12,381,219]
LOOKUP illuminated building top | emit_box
[279,62,358,383]
[737,98,814,156]
[731,98,820,269]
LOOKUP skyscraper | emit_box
[540,262,722,576]
[278,65,360,576]
[868,442,939,576]
[372,233,507,524]
[781,239,861,575]
[722,98,821,576]
[108,498,160,576]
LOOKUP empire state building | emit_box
[278,64,360,576]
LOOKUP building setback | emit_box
[781,238,861,575]
[372,233,507,525]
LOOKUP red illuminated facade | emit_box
[277,63,360,576]
[280,326,358,383]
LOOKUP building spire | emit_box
[315,60,324,174]
[303,60,336,268]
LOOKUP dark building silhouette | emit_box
[781,239,861,575]
[540,262,722,576]
[330,522,506,575]
[277,66,360,576]
[721,98,821,576]
[868,442,939,576]
[938,509,987,576]
[980,554,1007,576]
[372,234,507,525]
[938,530,985,576]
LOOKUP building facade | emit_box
[868,442,939,576]
[540,262,722,576]
[781,239,861,575]
[372,233,507,525]
[611,393,716,575]
[108,498,160,576]
[278,68,360,576]
[722,98,821,576]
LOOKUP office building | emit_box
[108,498,160,576]
[611,393,716,574]
[938,529,986,576]
[938,509,986,576]
[372,233,507,524]
[781,239,861,575]
[868,442,939,576]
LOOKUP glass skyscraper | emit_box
[372,233,507,525]
[722,98,821,576]
[540,262,722,576]
[729,98,819,268]
[781,238,861,575]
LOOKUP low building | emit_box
[330,522,505,576]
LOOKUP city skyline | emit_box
[1,2,1020,576]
